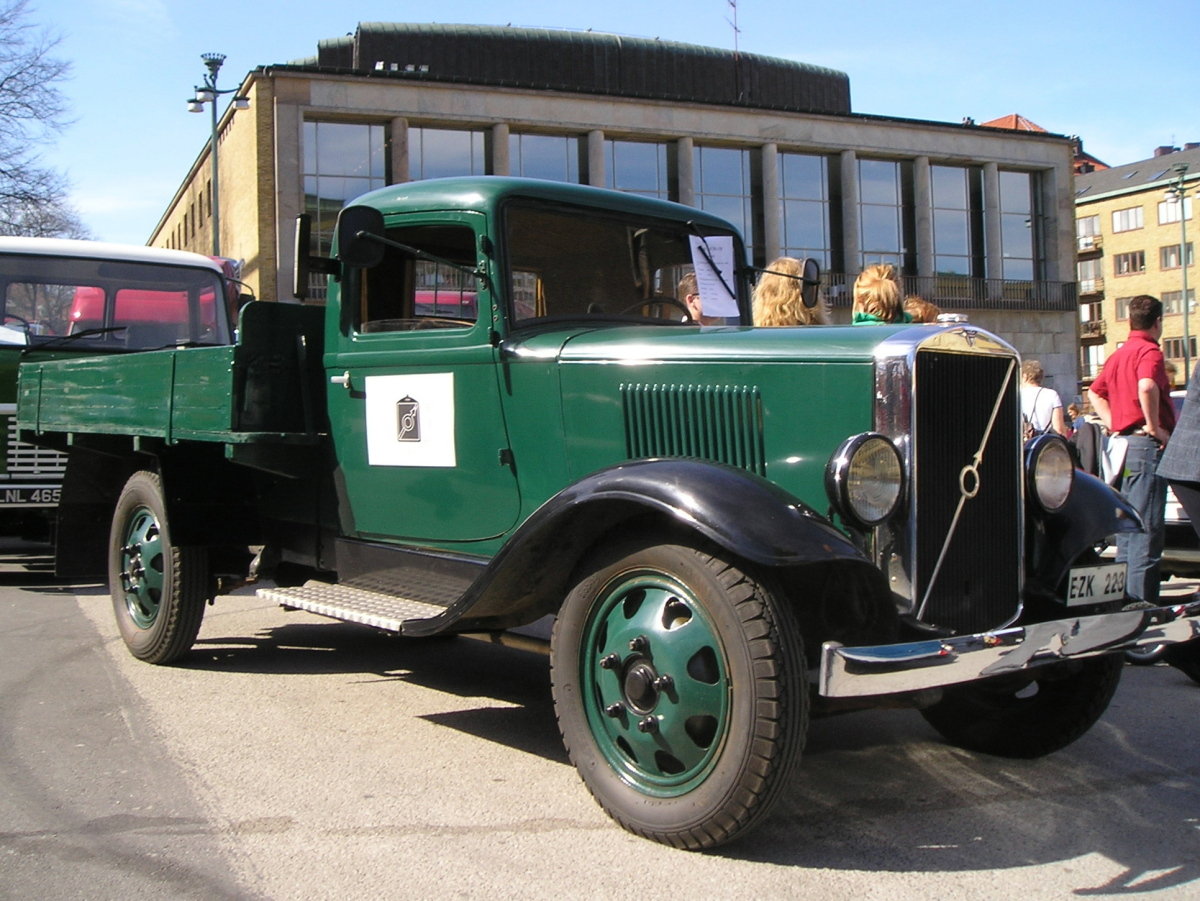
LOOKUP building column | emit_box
[676,136,695,207]
[983,161,1003,285]
[760,142,781,263]
[490,122,510,176]
[390,117,409,184]
[587,130,605,187]
[274,100,304,302]
[840,150,860,279]
[913,155,934,277]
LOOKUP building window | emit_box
[858,158,909,270]
[303,121,388,259]
[1163,336,1197,360]
[410,127,487,180]
[694,145,755,261]
[1080,299,1102,323]
[1115,296,1136,319]
[1114,251,1146,276]
[1160,242,1195,270]
[931,164,981,276]
[605,139,669,199]
[1076,214,1100,237]
[510,133,581,183]
[1111,206,1144,233]
[778,152,830,268]
[998,170,1037,280]
[1159,196,1193,225]
[1162,289,1196,316]
[1077,257,1103,293]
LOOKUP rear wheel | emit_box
[551,536,807,850]
[109,471,210,664]
[919,654,1123,758]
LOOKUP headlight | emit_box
[1026,433,1074,513]
[826,433,905,529]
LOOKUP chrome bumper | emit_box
[819,598,1200,698]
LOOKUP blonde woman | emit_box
[852,263,909,325]
[752,257,827,326]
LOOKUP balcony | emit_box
[1077,234,1103,254]
[1078,277,1104,297]
[822,273,1078,312]
[1080,320,1106,344]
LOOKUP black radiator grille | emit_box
[621,383,765,475]
[912,351,1022,634]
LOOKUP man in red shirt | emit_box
[1088,295,1177,603]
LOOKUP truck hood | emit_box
[502,322,973,364]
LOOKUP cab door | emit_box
[324,212,520,544]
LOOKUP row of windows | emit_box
[163,180,212,251]
[1106,244,1194,277]
[1076,196,1193,239]
[1114,290,1196,319]
[301,121,1042,279]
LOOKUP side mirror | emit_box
[336,205,386,269]
[800,258,821,309]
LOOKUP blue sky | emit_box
[37,0,1199,244]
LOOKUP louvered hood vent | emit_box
[621,383,765,475]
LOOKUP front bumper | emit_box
[819,597,1200,698]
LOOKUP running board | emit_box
[259,581,445,633]
[259,581,551,655]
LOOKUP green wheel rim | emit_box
[119,505,166,629]
[580,569,730,798]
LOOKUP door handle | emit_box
[330,371,351,390]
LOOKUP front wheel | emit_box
[550,536,807,850]
[919,654,1123,758]
[109,470,210,664]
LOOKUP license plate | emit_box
[1066,562,1126,606]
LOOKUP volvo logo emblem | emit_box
[961,329,979,347]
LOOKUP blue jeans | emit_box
[1115,436,1166,604]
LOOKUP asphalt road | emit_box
[2,548,1199,900]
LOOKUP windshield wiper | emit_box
[32,326,128,349]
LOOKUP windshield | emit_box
[0,253,232,349]
[503,202,745,326]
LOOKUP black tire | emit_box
[919,654,1123,758]
[1165,640,1200,685]
[550,536,807,850]
[109,471,210,664]
[1124,643,1168,665]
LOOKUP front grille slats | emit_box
[912,351,1022,634]
[2,416,66,479]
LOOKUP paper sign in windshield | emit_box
[688,235,739,319]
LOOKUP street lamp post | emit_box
[187,53,249,257]
[1166,164,1192,381]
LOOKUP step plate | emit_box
[259,582,446,633]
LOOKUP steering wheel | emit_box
[618,297,692,322]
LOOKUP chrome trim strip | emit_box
[819,599,1200,698]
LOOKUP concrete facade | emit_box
[150,24,1081,397]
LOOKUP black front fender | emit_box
[1029,470,1142,591]
[403,458,872,636]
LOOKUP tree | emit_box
[0,0,87,237]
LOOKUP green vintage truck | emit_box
[17,177,1200,849]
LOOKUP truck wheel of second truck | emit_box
[550,535,807,850]
[109,470,210,665]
